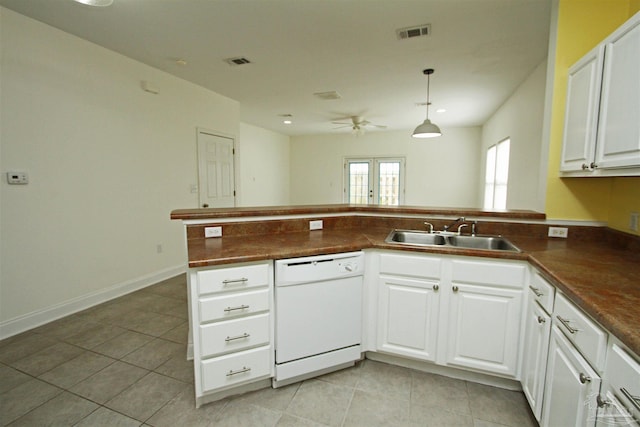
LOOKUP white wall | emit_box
[481,60,547,210]
[290,128,481,207]
[0,8,240,334]
[238,123,290,206]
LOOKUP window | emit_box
[345,157,405,205]
[484,138,510,210]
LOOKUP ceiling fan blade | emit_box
[333,124,353,130]
[331,121,352,125]
[371,124,387,128]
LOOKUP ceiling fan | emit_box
[332,116,387,134]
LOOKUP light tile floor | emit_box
[0,274,538,426]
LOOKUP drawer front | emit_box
[197,262,270,295]
[606,344,640,418]
[199,288,269,322]
[451,259,526,288]
[379,253,442,279]
[555,293,607,370]
[530,271,555,314]
[201,346,271,392]
[200,313,270,358]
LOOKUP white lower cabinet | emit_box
[445,282,522,376]
[521,288,552,421]
[377,275,440,361]
[189,260,273,407]
[596,342,640,426]
[376,252,526,378]
[541,325,601,427]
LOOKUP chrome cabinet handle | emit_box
[224,304,250,312]
[452,285,459,293]
[590,162,598,169]
[621,387,640,412]
[581,163,589,170]
[597,394,611,408]
[537,316,546,324]
[529,286,544,297]
[579,373,591,384]
[557,315,579,334]
[433,284,439,292]
[226,366,251,376]
[225,333,250,342]
[222,278,249,286]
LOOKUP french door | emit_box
[344,157,405,205]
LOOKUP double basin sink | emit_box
[385,229,520,252]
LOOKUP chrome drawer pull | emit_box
[579,373,591,384]
[226,366,251,377]
[529,286,544,297]
[225,333,250,342]
[433,284,439,292]
[224,304,250,312]
[452,285,459,293]
[537,316,546,324]
[222,278,249,286]
[557,315,579,334]
[596,394,611,408]
[621,387,640,412]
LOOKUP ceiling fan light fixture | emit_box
[412,118,442,138]
[73,0,114,6]
[412,68,442,139]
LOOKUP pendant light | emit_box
[73,0,114,6]
[412,68,442,138]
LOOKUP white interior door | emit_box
[197,131,235,208]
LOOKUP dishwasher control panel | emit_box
[275,251,364,286]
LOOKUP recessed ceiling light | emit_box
[73,0,114,6]
[283,120,293,125]
[279,114,293,124]
[175,59,187,66]
[436,108,447,113]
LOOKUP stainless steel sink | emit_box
[385,229,520,252]
[386,230,446,246]
[446,235,520,252]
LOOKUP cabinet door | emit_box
[596,390,640,427]
[560,44,604,172]
[596,14,640,169]
[445,283,522,377]
[541,325,601,427]
[378,275,440,362]
[521,298,551,421]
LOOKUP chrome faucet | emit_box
[442,216,465,233]
[424,222,434,233]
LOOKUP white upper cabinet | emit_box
[595,14,640,169]
[560,11,640,176]
[560,45,604,172]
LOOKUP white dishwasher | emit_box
[273,251,364,387]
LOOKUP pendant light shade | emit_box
[73,0,114,6]
[412,68,442,138]
[412,118,442,138]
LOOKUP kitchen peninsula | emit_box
[172,204,640,419]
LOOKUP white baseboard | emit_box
[0,264,186,340]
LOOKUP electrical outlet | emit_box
[205,226,222,238]
[630,212,639,232]
[548,226,568,238]
[309,220,323,230]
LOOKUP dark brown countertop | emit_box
[182,225,640,356]
[171,204,546,221]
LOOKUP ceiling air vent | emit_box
[225,57,252,66]
[396,24,431,40]
[313,91,342,100]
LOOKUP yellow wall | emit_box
[546,0,640,235]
